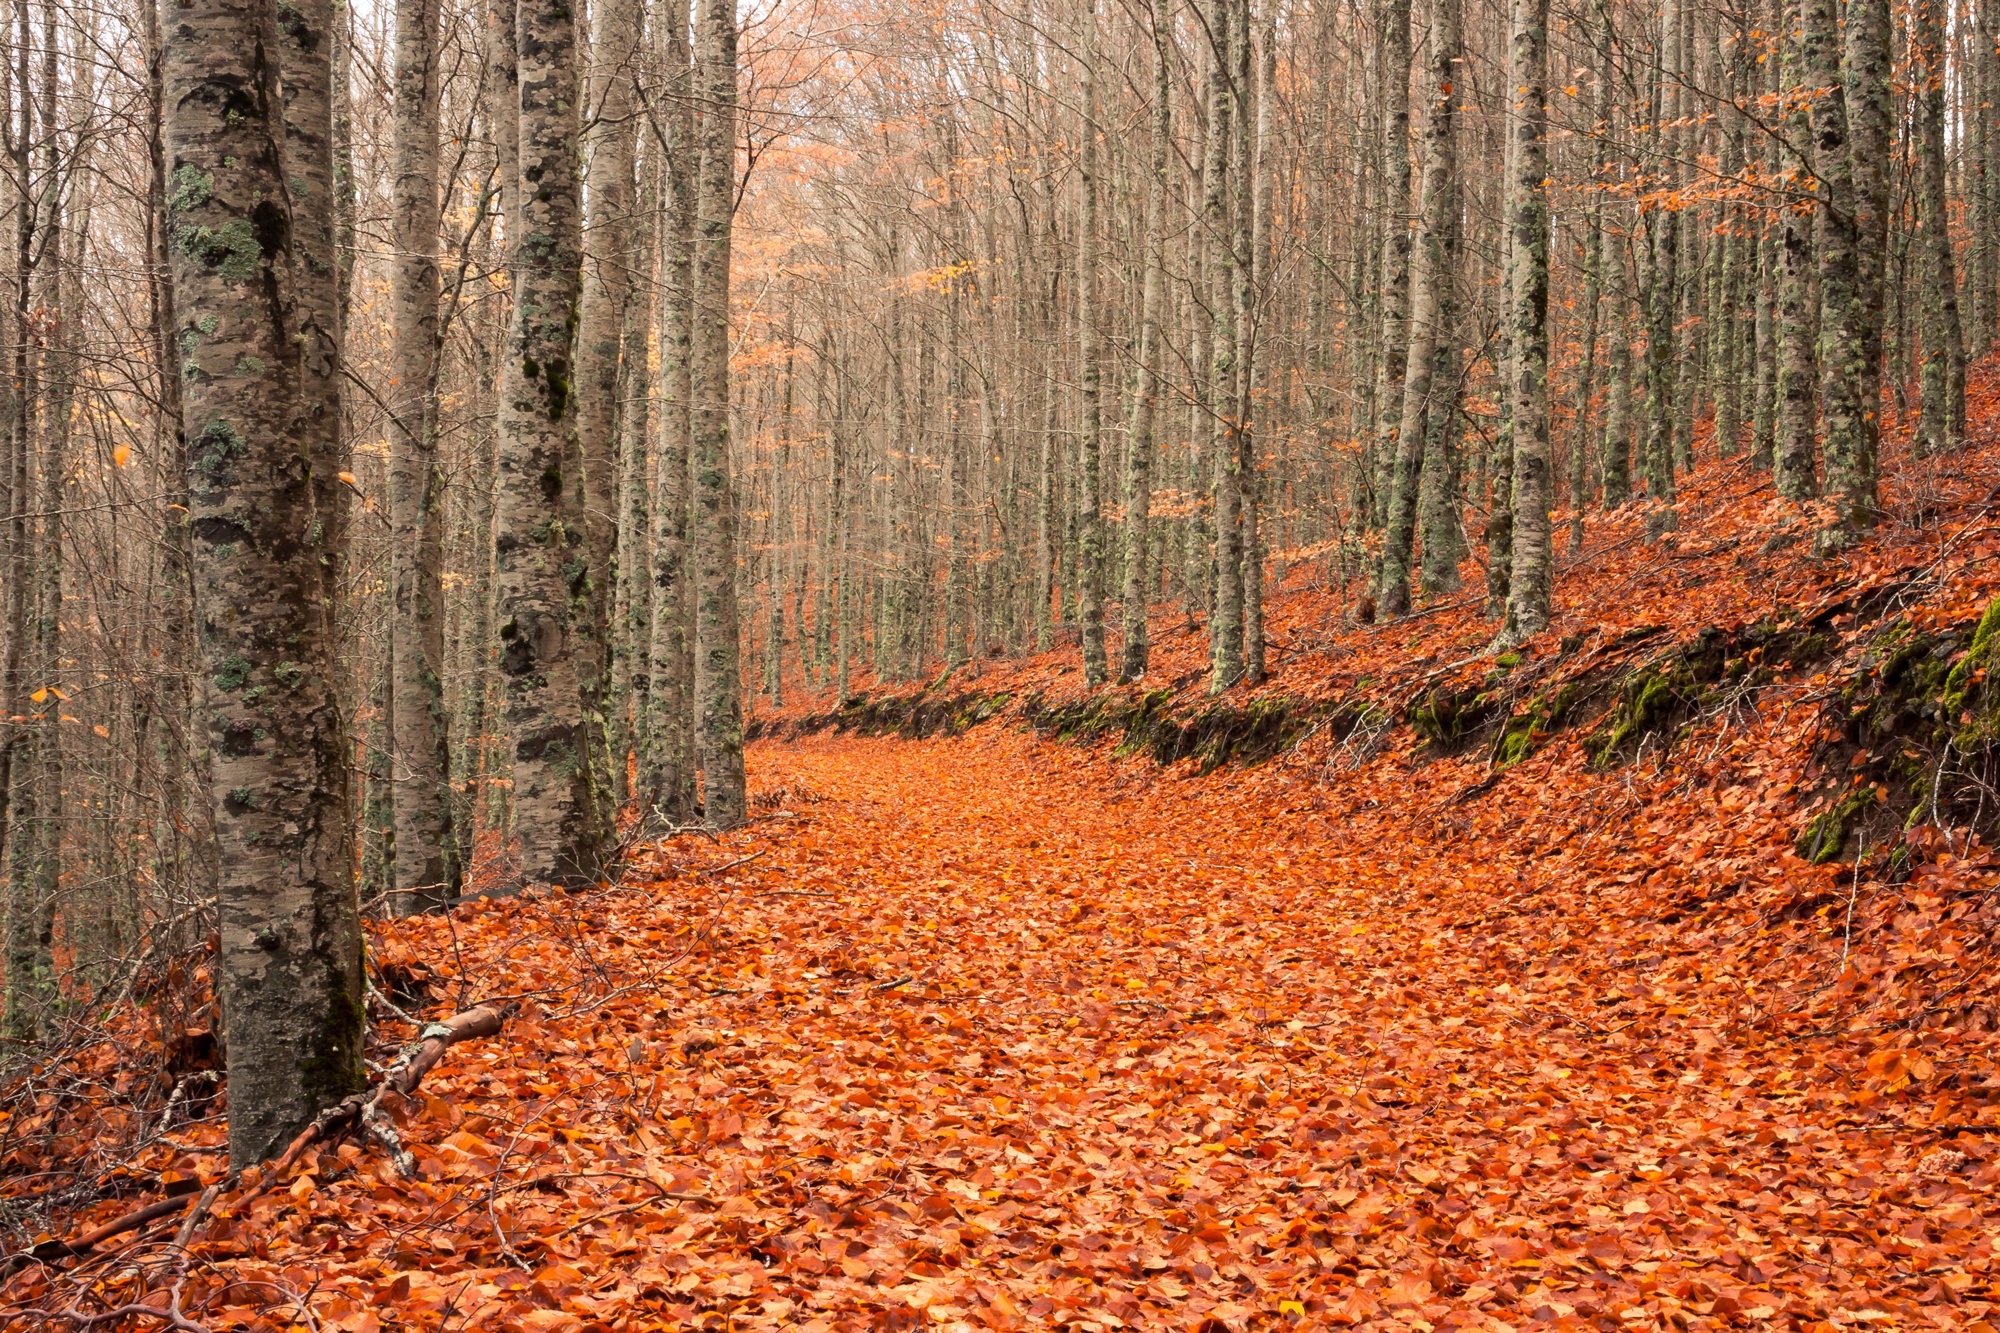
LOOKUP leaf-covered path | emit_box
[323,727,1997,1332]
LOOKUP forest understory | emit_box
[6,401,2000,1330]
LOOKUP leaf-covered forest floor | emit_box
[9,386,2000,1332]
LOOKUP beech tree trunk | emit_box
[1484,109,1515,614]
[1773,0,1820,500]
[1119,0,1170,683]
[574,0,640,791]
[388,0,456,914]
[1501,0,1553,643]
[1807,0,1869,531]
[1206,0,1241,693]
[1369,0,1413,548]
[643,0,696,825]
[1913,0,1966,456]
[162,0,363,1167]
[492,0,610,884]
[692,0,746,827]
[617,142,659,771]
[279,0,348,614]
[1077,0,1106,686]
[1641,0,1682,522]
[1377,0,1455,618]
[1240,0,1270,683]
[1844,0,1891,471]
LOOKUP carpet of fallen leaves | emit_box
[8,383,2000,1333]
[11,721,1998,1332]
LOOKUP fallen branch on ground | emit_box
[15,1004,507,1265]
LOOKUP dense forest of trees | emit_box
[0,0,1992,1159]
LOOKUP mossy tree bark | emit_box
[617,148,659,771]
[1205,0,1242,693]
[574,0,640,795]
[1501,0,1553,643]
[388,0,458,914]
[1377,0,1456,619]
[1805,0,1871,532]
[1843,0,1892,469]
[278,0,349,615]
[1710,18,1746,460]
[1119,0,1171,684]
[1368,0,1412,556]
[691,0,746,827]
[1913,0,1966,456]
[492,0,612,884]
[1077,0,1106,687]
[1484,117,1514,614]
[1773,0,1821,500]
[162,0,364,1167]
[1641,0,1682,523]
[1239,0,1270,684]
[642,0,696,825]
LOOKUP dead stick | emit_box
[15,1004,507,1263]
[23,1194,195,1262]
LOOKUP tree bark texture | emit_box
[1805,0,1870,532]
[1773,0,1820,500]
[162,0,364,1168]
[1205,0,1241,693]
[388,0,457,914]
[574,0,640,790]
[1501,0,1552,642]
[1077,0,1106,686]
[1377,0,1455,618]
[1913,0,1966,455]
[492,0,611,885]
[692,0,746,827]
[1119,0,1170,683]
[643,0,696,825]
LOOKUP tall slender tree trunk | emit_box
[493,0,609,884]
[1773,0,1821,499]
[1485,96,1516,614]
[388,0,456,914]
[142,0,217,945]
[618,146,659,760]
[1807,0,1870,532]
[1845,0,1891,471]
[1751,182,1778,466]
[1377,0,1456,618]
[1502,0,1553,642]
[1184,64,1213,622]
[1369,0,1413,549]
[0,0,34,1001]
[1602,298,1632,505]
[1239,0,1270,684]
[574,0,640,795]
[279,0,348,616]
[1711,16,1747,459]
[1120,0,1170,683]
[1642,0,1683,522]
[691,0,745,827]
[163,0,363,1167]
[1205,0,1241,692]
[1077,1,1107,686]
[1914,0,1966,455]
[1973,0,2000,351]
[1570,203,1602,548]
[642,0,695,825]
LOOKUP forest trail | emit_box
[163,721,1988,1332]
[14,416,2000,1330]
